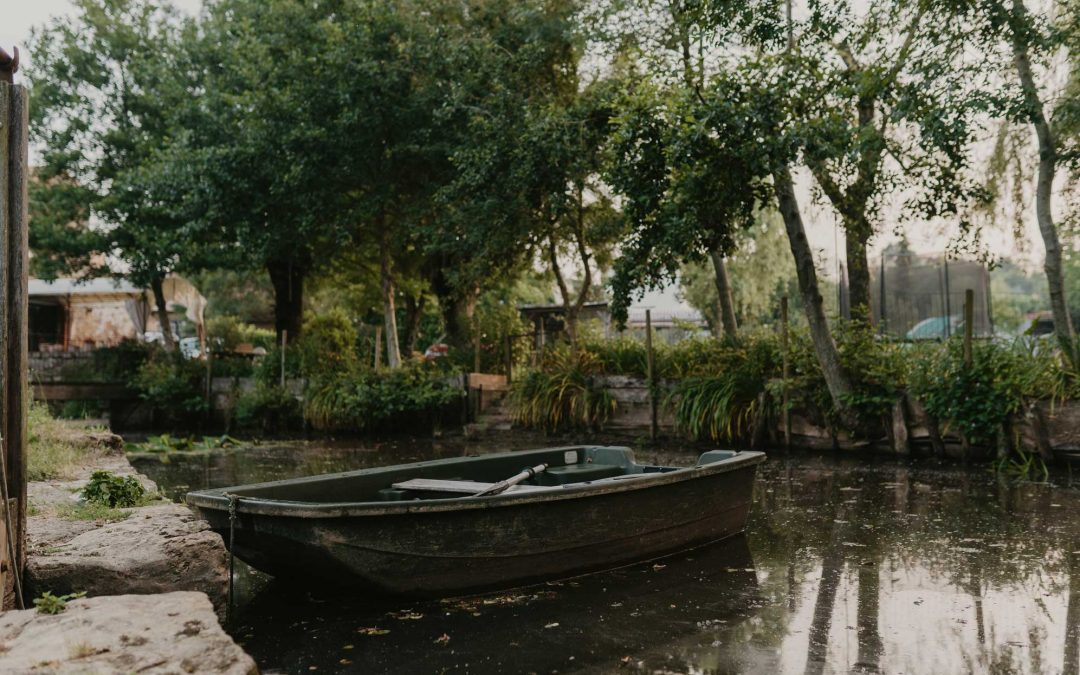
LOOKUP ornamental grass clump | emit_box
[668,334,780,442]
[509,348,616,431]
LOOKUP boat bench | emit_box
[389,479,551,496]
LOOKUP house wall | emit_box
[66,297,144,349]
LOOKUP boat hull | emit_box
[189,449,763,596]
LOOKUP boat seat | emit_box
[391,478,550,495]
[535,464,625,486]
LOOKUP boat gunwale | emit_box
[185,447,765,518]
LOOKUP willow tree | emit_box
[961,0,1080,365]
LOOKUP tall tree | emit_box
[598,0,741,337]
[28,0,198,350]
[784,2,989,321]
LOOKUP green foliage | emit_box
[131,355,208,423]
[298,309,359,377]
[305,362,463,433]
[34,591,86,615]
[678,211,804,332]
[509,349,617,431]
[81,470,147,508]
[253,346,303,386]
[234,386,303,434]
[207,316,275,352]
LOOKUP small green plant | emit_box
[994,448,1050,481]
[80,470,146,508]
[34,591,85,615]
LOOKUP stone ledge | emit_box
[0,591,256,674]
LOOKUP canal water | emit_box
[131,439,1080,674]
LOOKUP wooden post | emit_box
[505,335,513,385]
[374,326,382,369]
[0,80,28,609]
[963,289,974,367]
[472,316,480,374]
[204,345,213,414]
[781,296,791,451]
[646,309,657,441]
[280,329,287,388]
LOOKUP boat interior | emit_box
[216,447,742,504]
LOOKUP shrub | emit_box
[206,315,275,351]
[298,309,359,376]
[305,361,463,432]
[509,349,616,431]
[234,385,303,433]
[81,470,146,508]
[907,338,1069,447]
[131,354,208,424]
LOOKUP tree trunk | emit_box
[150,276,175,352]
[1013,0,1077,366]
[403,294,426,356]
[267,259,304,344]
[709,248,739,339]
[380,240,402,368]
[773,167,857,426]
[845,220,873,322]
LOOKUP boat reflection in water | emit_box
[232,536,760,673]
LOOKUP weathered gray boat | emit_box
[185,446,764,596]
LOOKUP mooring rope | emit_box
[0,431,24,609]
[226,493,238,624]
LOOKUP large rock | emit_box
[0,591,256,674]
[26,505,227,616]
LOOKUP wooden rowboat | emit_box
[185,446,765,596]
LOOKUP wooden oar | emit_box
[473,463,548,497]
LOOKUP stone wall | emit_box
[29,350,98,383]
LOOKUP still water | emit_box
[131,439,1080,674]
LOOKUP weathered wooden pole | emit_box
[472,315,480,373]
[505,335,513,385]
[645,309,658,441]
[279,329,287,388]
[0,60,29,609]
[963,289,974,367]
[781,296,791,451]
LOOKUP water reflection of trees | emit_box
[746,458,1080,674]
